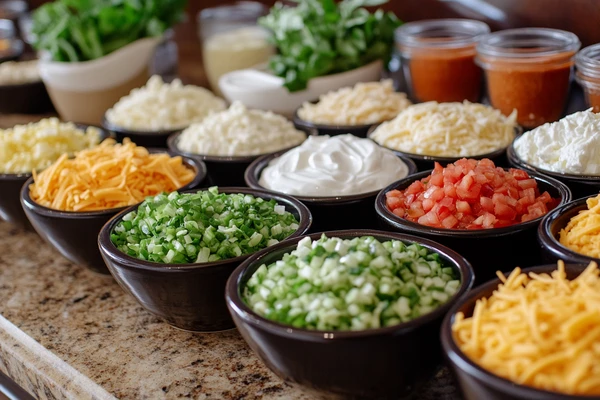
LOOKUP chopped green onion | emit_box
[243,235,461,331]
[111,188,300,264]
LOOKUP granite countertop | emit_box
[0,221,463,399]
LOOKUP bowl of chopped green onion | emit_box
[98,187,312,332]
[226,230,474,399]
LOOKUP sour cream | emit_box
[514,110,600,175]
[259,134,410,196]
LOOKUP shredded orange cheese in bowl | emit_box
[451,260,600,396]
[29,138,197,212]
[559,194,600,259]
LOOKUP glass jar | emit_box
[396,19,490,103]
[476,28,581,129]
[198,1,274,96]
[575,44,600,113]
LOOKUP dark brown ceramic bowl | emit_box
[375,169,572,284]
[0,124,110,231]
[102,115,180,149]
[21,151,206,274]
[98,187,312,332]
[245,150,418,233]
[168,131,305,187]
[367,125,523,170]
[441,263,596,400]
[226,229,475,399]
[0,79,54,114]
[293,109,377,138]
[507,138,600,199]
[538,195,600,265]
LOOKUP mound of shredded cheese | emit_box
[105,75,226,131]
[0,118,101,174]
[29,139,195,212]
[452,261,600,395]
[297,80,412,125]
[560,194,600,258]
[370,101,517,157]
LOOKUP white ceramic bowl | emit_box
[38,37,161,125]
[218,60,383,117]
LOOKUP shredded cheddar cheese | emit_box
[452,261,600,395]
[29,138,195,211]
[370,101,517,157]
[297,80,412,125]
[559,195,600,258]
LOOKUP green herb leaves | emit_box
[31,0,187,62]
[259,0,400,92]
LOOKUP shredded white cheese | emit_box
[105,75,226,131]
[370,101,517,157]
[297,80,412,125]
[0,118,101,174]
[514,110,600,175]
[0,60,40,85]
[176,101,306,157]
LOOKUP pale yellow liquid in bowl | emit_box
[203,26,275,97]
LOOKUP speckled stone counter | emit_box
[0,221,462,399]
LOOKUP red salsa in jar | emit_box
[396,19,489,103]
[476,28,580,129]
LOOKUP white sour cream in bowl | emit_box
[259,134,410,197]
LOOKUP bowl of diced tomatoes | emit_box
[375,158,572,283]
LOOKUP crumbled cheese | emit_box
[105,75,226,131]
[0,60,40,85]
[514,110,600,175]
[297,80,411,125]
[370,101,517,157]
[0,118,101,174]
[176,101,306,156]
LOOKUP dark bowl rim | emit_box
[441,262,600,400]
[0,122,113,179]
[292,108,382,131]
[244,148,419,204]
[508,138,600,182]
[375,168,572,238]
[538,195,600,264]
[97,187,313,272]
[367,124,523,163]
[102,114,184,136]
[20,149,207,218]
[226,229,474,340]
[167,130,306,164]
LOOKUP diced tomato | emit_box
[418,210,440,227]
[384,159,557,230]
[407,202,425,218]
[510,169,530,180]
[392,208,405,217]
[494,202,517,221]
[430,172,444,187]
[456,200,471,214]
[386,189,402,198]
[480,196,494,213]
[441,215,459,229]
[517,179,537,190]
[386,196,403,211]
[406,181,424,195]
